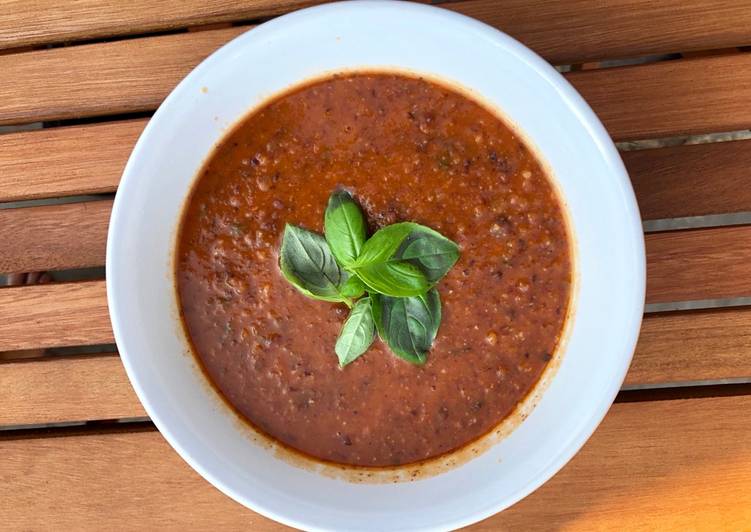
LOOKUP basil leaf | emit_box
[371,289,441,365]
[324,190,367,267]
[353,222,416,267]
[353,222,459,292]
[279,224,351,304]
[340,274,366,299]
[335,297,376,366]
[394,226,460,283]
[351,222,428,296]
[355,261,429,297]
[421,289,442,346]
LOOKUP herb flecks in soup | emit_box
[176,73,572,467]
[279,189,460,366]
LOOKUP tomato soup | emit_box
[176,73,572,467]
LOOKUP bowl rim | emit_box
[107,2,646,529]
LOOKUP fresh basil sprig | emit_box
[278,189,459,366]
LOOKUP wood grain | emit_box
[448,0,751,65]
[628,307,751,386]
[566,53,751,141]
[1,395,749,529]
[1,291,750,426]
[0,25,247,125]
[2,24,751,141]
[0,200,111,274]
[0,281,113,351]
[0,119,144,202]
[3,0,751,65]
[0,0,318,50]
[646,225,751,304]
[476,394,751,530]
[625,139,751,220]
[0,2,748,527]
[5,120,751,221]
[0,354,144,425]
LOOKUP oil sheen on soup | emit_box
[176,73,572,467]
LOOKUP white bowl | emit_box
[107,2,645,530]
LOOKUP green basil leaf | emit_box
[355,261,429,297]
[394,226,460,283]
[371,289,441,365]
[353,222,459,292]
[353,222,417,267]
[352,222,428,296]
[324,190,367,267]
[340,274,366,299]
[335,297,376,366]
[421,289,442,345]
[279,224,351,304]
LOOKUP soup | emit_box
[176,72,572,467]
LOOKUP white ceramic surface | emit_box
[107,2,645,530]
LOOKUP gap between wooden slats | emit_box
[1,24,751,139]
[4,120,751,217]
[3,0,751,65]
[1,284,750,426]
[0,395,749,529]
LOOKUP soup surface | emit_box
[177,72,572,467]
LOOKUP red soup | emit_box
[176,72,572,467]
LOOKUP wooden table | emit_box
[1,1,751,529]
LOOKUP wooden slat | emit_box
[5,120,751,221]
[0,200,111,274]
[479,394,751,530]
[0,354,144,425]
[628,307,751,386]
[0,281,113,351]
[0,0,318,50]
[622,140,751,220]
[0,119,144,202]
[3,0,751,65]
[646,225,751,304]
[1,294,749,426]
[567,53,751,141]
[625,139,751,220]
[2,22,751,141]
[449,0,751,65]
[0,26,247,125]
[0,395,748,529]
